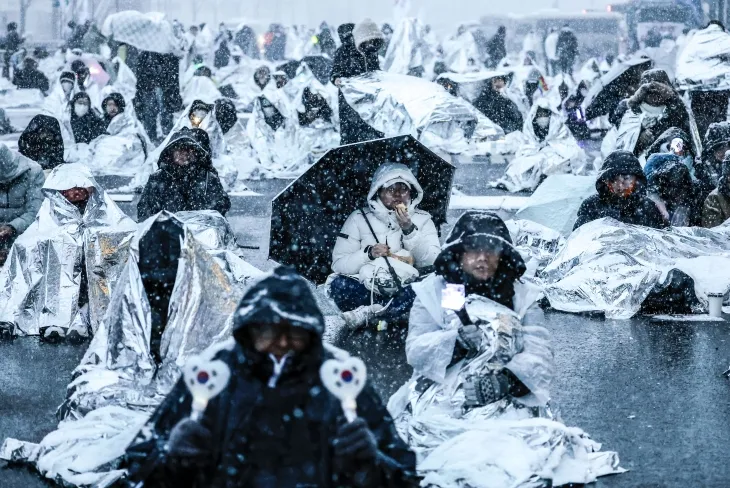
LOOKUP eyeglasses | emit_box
[382,184,411,196]
[251,324,310,344]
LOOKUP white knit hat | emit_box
[353,18,385,49]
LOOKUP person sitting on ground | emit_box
[273,70,289,89]
[615,69,692,157]
[472,75,523,134]
[703,152,730,227]
[214,97,238,135]
[643,128,696,178]
[137,128,231,221]
[17,114,65,170]
[695,121,730,204]
[329,163,440,329]
[69,92,106,144]
[574,150,668,230]
[646,158,699,226]
[298,87,334,127]
[187,99,212,129]
[102,92,125,126]
[0,144,44,267]
[124,266,419,488]
[12,57,49,94]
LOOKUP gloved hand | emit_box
[333,417,378,462]
[463,371,511,408]
[457,324,482,354]
[166,419,213,464]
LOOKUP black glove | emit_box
[166,419,213,464]
[457,324,482,354]
[462,371,511,408]
[333,417,378,462]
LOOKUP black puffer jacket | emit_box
[136,128,231,221]
[123,266,419,488]
[473,85,523,134]
[17,114,65,170]
[574,151,668,230]
[331,24,384,145]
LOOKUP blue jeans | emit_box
[328,275,416,324]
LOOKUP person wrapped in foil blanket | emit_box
[0,163,136,340]
[0,210,264,487]
[387,212,624,487]
[496,98,589,193]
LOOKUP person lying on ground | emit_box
[574,150,668,230]
[703,151,730,227]
[329,163,440,330]
[0,144,44,267]
[137,128,231,221]
[123,266,420,488]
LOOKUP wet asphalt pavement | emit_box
[2,145,730,487]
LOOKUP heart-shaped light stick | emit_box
[183,356,232,422]
[320,356,367,422]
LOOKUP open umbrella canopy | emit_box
[276,56,333,86]
[582,55,652,121]
[270,135,455,284]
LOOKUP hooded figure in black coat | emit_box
[574,150,667,230]
[17,114,65,170]
[136,128,231,221]
[69,92,106,144]
[123,266,419,488]
[102,92,126,125]
[486,26,507,69]
[472,75,523,134]
[331,21,385,145]
[12,57,49,94]
[695,121,730,202]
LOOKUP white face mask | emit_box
[74,103,89,117]
[535,116,550,128]
[640,102,666,117]
[61,81,74,94]
[580,88,589,97]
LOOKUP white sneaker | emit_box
[342,304,385,329]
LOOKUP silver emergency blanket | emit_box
[496,98,589,192]
[441,31,481,73]
[0,164,135,336]
[245,64,340,177]
[66,110,150,178]
[383,18,436,76]
[505,219,566,278]
[145,100,248,192]
[581,54,652,119]
[675,24,730,91]
[102,10,188,56]
[0,211,264,487]
[340,71,507,155]
[540,218,730,319]
[388,292,624,487]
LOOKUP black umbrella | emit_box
[582,56,652,120]
[270,135,456,284]
[302,55,333,86]
[276,60,300,80]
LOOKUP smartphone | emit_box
[442,283,466,311]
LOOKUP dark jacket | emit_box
[695,121,730,202]
[486,28,506,69]
[3,30,23,53]
[123,266,419,488]
[70,93,106,144]
[574,151,668,230]
[473,86,523,134]
[17,114,65,170]
[646,159,701,226]
[645,127,694,160]
[434,211,526,310]
[134,51,183,111]
[0,144,44,234]
[556,29,578,61]
[12,67,49,93]
[137,128,231,221]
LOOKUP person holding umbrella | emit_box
[329,163,441,329]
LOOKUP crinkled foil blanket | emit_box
[0,211,264,487]
[388,295,624,487]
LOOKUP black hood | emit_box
[338,23,355,43]
[639,68,672,86]
[703,121,730,158]
[158,128,211,170]
[102,92,126,114]
[647,159,693,206]
[188,99,213,118]
[214,98,237,134]
[596,150,647,196]
[17,114,64,169]
[434,211,526,309]
[645,127,693,159]
[233,266,325,344]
